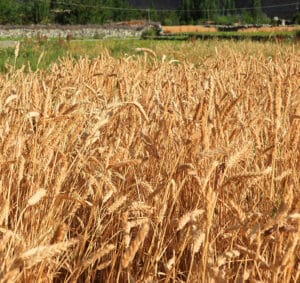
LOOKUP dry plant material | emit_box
[162,25,217,34]
[122,223,149,269]
[12,240,77,269]
[135,47,157,58]
[0,41,299,282]
[50,223,67,244]
[177,209,205,231]
[27,189,47,206]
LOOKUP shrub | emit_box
[213,15,237,25]
[293,13,300,24]
[241,11,254,24]
[162,18,174,26]
[141,28,158,39]
[93,31,106,39]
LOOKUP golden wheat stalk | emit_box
[177,209,205,231]
[135,48,157,58]
[13,239,77,268]
[82,244,115,270]
[27,189,47,206]
[121,223,149,269]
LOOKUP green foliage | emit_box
[0,0,274,26]
[32,0,51,24]
[251,0,262,20]
[93,31,106,39]
[200,0,218,20]
[257,13,271,24]
[162,18,175,26]
[241,11,255,24]
[293,13,300,24]
[213,15,237,25]
[250,0,270,24]
[0,36,297,73]
[0,0,22,24]
[178,0,192,24]
[141,28,158,39]
[0,38,69,72]
[221,0,236,15]
[0,38,160,72]
[161,11,180,26]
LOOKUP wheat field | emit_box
[162,26,217,34]
[162,25,300,34]
[0,41,300,282]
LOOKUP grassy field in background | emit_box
[0,37,298,72]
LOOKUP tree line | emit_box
[0,0,297,25]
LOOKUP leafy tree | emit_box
[190,0,202,23]
[111,0,131,22]
[30,0,51,24]
[49,0,77,24]
[252,0,262,22]
[179,0,193,24]
[148,3,159,22]
[0,0,272,26]
[161,11,179,26]
[0,0,22,24]
[241,10,254,24]
[293,13,300,24]
[221,0,235,15]
[200,0,218,20]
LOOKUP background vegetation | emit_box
[1,36,298,73]
[0,0,299,25]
